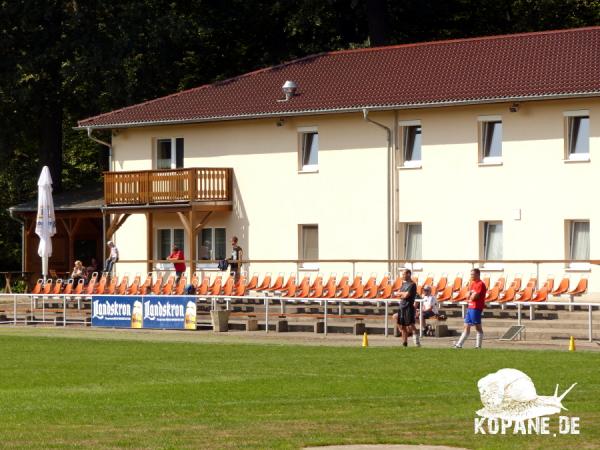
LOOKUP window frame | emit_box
[481,221,503,270]
[478,116,503,165]
[567,220,590,270]
[402,222,423,270]
[403,223,422,261]
[155,228,185,270]
[155,137,184,170]
[196,227,227,269]
[564,111,590,162]
[399,120,422,168]
[298,127,319,173]
[299,224,319,270]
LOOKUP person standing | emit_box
[104,241,119,275]
[393,269,421,347]
[167,245,186,283]
[228,236,243,282]
[454,268,487,348]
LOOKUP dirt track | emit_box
[0,325,598,351]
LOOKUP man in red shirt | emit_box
[454,268,487,348]
[167,246,186,284]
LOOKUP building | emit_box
[72,27,600,292]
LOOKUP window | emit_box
[156,228,184,269]
[299,225,318,269]
[156,138,184,169]
[565,113,590,161]
[482,221,503,266]
[197,228,226,268]
[299,128,318,172]
[479,119,502,163]
[401,124,422,167]
[568,220,590,269]
[404,223,422,260]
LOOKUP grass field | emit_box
[0,328,598,449]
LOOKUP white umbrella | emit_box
[35,166,56,280]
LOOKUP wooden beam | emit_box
[146,212,154,274]
[176,212,192,236]
[106,213,131,240]
[26,217,36,236]
[193,211,213,234]
[188,211,194,277]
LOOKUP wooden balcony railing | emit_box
[104,168,233,205]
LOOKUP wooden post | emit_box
[146,211,153,274]
[189,211,196,277]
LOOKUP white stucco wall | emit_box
[109,97,599,296]
[397,98,600,294]
[111,112,390,278]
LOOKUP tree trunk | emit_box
[39,101,63,193]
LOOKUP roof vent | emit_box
[281,80,298,101]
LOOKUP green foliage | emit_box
[0,0,599,271]
[0,330,598,448]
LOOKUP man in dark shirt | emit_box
[393,269,421,347]
[228,236,243,283]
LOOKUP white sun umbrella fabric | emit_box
[35,166,56,280]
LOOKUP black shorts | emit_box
[422,310,436,320]
[397,306,415,326]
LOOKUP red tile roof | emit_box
[78,27,600,129]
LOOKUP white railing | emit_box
[1,294,597,343]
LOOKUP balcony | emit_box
[104,168,233,206]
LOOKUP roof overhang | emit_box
[75,91,600,130]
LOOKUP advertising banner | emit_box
[91,295,196,330]
[142,296,197,330]
[91,295,142,328]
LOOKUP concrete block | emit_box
[434,324,449,337]
[246,318,258,331]
[275,319,288,333]
[314,320,324,334]
[353,320,366,335]
[210,310,230,332]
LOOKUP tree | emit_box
[0,0,598,270]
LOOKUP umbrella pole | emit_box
[42,256,48,282]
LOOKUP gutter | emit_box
[87,127,113,171]
[362,108,395,274]
[8,209,26,273]
[75,91,600,130]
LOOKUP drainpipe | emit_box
[87,127,113,171]
[363,108,395,274]
[9,209,26,272]
[88,127,112,259]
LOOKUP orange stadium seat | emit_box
[253,274,272,292]
[551,277,570,296]
[51,279,63,295]
[321,275,337,299]
[62,279,75,295]
[309,275,324,298]
[30,278,43,295]
[568,278,588,297]
[127,275,141,295]
[433,275,448,295]
[196,276,210,295]
[174,276,187,295]
[245,273,259,291]
[117,275,129,295]
[138,273,153,295]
